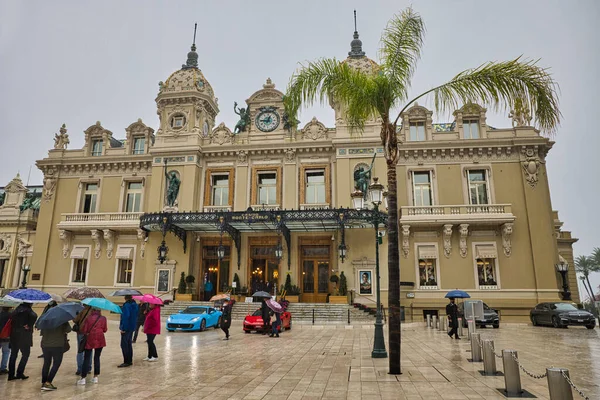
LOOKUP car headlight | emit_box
[167,317,172,322]
[558,313,568,319]
[190,317,200,322]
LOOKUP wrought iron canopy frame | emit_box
[139,208,388,270]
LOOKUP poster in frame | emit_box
[358,270,373,295]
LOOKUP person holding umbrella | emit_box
[265,299,283,338]
[260,298,270,335]
[0,304,16,374]
[39,318,72,391]
[77,308,107,385]
[37,300,58,359]
[220,299,232,340]
[142,303,160,362]
[118,295,138,368]
[72,305,91,376]
[446,298,460,340]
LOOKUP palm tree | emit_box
[284,7,560,374]
[575,255,598,317]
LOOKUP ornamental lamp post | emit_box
[274,240,283,261]
[351,189,365,210]
[20,264,31,289]
[338,242,347,263]
[157,240,168,264]
[368,177,387,358]
[555,260,572,301]
[217,243,225,261]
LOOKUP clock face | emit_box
[202,121,209,137]
[255,110,280,132]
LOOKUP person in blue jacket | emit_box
[118,295,138,368]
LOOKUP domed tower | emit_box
[154,29,219,147]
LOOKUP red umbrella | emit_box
[132,294,163,305]
[266,299,283,313]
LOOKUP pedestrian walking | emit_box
[269,311,281,338]
[446,298,460,340]
[72,305,91,376]
[143,304,160,362]
[133,302,149,343]
[40,321,71,391]
[0,306,11,374]
[118,295,138,368]
[77,308,107,385]
[37,300,58,359]
[220,300,232,340]
[7,302,38,380]
[260,299,270,335]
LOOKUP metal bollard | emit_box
[432,315,437,329]
[470,333,482,362]
[444,316,449,331]
[482,339,497,375]
[502,350,522,396]
[438,316,445,331]
[426,314,431,328]
[547,368,573,400]
[348,309,350,324]
[312,309,315,324]
[467,319,476,339]
[458,318,464,336]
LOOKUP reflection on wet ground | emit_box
[0,319,598,399]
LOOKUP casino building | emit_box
[0,28,579,322]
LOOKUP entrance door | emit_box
[250,258,279,295]
[302,260,330,303]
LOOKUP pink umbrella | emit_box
[266,299,283,314]
[132,294,163,305]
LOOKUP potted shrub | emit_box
[286,285,301,303]
[185,274,196,300]
[329,273,347,304]
[176,272,193,301]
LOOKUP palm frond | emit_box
[398,58,561,135]
[591,247,600,271]
[379,7,425,101]
[575,255,593,276]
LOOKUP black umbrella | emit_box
[252,291,272,298]
[109,289,143,296]
[35,302,84,330]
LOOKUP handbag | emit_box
[0,318,12,339]
[77,315,100,353]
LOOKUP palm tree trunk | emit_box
[584,276,599,317]
[385,141,401,375]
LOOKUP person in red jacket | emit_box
[77,309,107,385]
[143,304,160,362]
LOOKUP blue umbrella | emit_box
[5,288,51,304]
[445,290,471,299]
[82,297,122,314]
[35,302,83,330]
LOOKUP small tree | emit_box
[339,271,348,296]
[233,273,241,295]
[185,274,196,294]
[178,272,187,295]
[284,273,293,294]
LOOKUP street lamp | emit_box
[217,243,225,261]
[274,240,283,261]
[157,240,168,264]
[351,189,365,210]
[338,242,347,263]
[555,260,572,301]
[20,264,31,289]
[368,177,387,358]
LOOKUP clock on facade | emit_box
[255,108,280,132]
[202,121,209,137]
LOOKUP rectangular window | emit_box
[173,116,185,128]
[412,171,433,206]
[463,120,480,139]
[257,172,277,205]
[305,170,326,204]
[132,137,145,155]
[409,122,426,141]
[91,140,103,156]
[72,259,88,283]
[211,174,229,206]
[418,259,437,287]
[125,182,143,212]
[467,170,489,205]
[117,259,133,284]
[82,183,98,213]
[477,258,497,286]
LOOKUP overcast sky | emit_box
[1,0,598,293]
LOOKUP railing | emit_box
[250,204,280,211]
[203,205,232,213]
[401,204,511,216]
[62,212,143,222]
[299,203,330,210]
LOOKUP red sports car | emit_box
[243,309,292,333]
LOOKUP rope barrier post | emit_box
[426,314,431,328]
[312,309,314,325]
[547,368,573,400]
[467,319,475,339]
[432,315,437,329]
[482,339,497,375]
[502,350,522,396]
[470,333,482,362]
[458,318,463,337]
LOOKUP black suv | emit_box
[457,301,500,328]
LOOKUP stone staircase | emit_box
[161,301,376,323]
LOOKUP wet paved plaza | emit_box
[0,319,598,399]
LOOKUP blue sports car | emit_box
[166,306,222,332]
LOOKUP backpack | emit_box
[0,318,12,339]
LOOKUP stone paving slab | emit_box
[0,319,598,399]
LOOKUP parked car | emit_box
[530,302,596,329]
[243,309,292,333]
[166,306,222,332]
[457,301,500,328]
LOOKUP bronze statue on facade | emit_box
[354,153,376,200]
[233,101,250,133]
[165,170,181,207]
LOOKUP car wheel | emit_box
[167,329,174,332]
[531,316,537,326]
[200,319,206,332]
[493,323,499,329]
[551,316,561,328]
[585,324,595,330]
[215,317,221,329]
